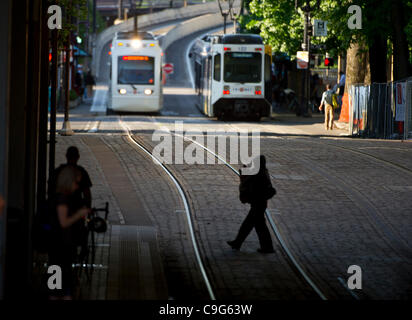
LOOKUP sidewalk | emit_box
[43,132,169,300]
[270,106,350,137]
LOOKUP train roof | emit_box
[114,31,155,40]
[220,34,263,44]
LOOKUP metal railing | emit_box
[349,79,412,140]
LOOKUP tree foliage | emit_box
[241,0,412,64]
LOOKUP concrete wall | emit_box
[159,13,225,52]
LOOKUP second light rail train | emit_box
[107,31,163,114]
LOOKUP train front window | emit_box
[224,52,261,83]
[117,56,155,85]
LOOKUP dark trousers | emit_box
[234,202,274,250]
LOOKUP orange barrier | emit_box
[338,92,349,123]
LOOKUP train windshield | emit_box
[117,56,155,85]
[224,52,261,83]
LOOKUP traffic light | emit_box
[324,57,334,67]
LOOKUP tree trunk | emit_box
[369,34,387,83]
[339,40,371,123]
[345,40,371,92]
[391,0,411,80]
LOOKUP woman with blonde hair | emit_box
[48,165,90,300]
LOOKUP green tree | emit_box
[49,0,88,48]
[241,0,412,82]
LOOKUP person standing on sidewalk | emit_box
[227,155,276,253]
[319,84,335,130]
[48,146,93,256]
[49,146,93,209]
[337,71,346,109]
[48,165,90,299]
[84,70,95,99]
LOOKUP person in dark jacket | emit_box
[84,70,95,98]
[227,155,275,253]
[48,165,90,299]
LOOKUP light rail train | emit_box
[190,34,272,120]
[107,31,163,114]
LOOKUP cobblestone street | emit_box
[51,112,412,300]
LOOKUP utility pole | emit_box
[229,0,244,34]
[93,0,96,34]
[118,0,123,20]
[217,0,235,34]
[295,0,320,117]
[49,29,58,184]
[60,39,74,136]
[130,0,143,35]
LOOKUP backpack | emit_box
[332,94,339,109]
[324,90,333,105]
[239,172,277,203]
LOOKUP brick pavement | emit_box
[49,102,412,300]
[53,133,213,299]
[254,135,412,299]
[136,132,319,300]
[142,117,412,299]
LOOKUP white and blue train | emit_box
[190,34,272,120]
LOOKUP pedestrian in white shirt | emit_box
[319,84,335,130]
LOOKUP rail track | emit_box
[118,117,216,300]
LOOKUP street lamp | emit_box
[217,0,235,34]
[229,0,244,34]
[130,0,143,35]
[295,0,320,117]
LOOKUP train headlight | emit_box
[131,39,142,49]
[223,86,230,95]
[119,88,127,95]
[144,89,153,95]
[255,86,262,95]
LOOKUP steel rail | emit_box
[119,118,216,300]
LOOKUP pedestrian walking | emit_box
[48,165,90,300]
[319,84,335,130]
[227,155,276,253]
[84,70,95,99]
[337,71,345,108]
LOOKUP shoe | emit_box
[257,248,275,254]
[227,240,240,250]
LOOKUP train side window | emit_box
[213,54,221,81]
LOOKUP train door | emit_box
[206,56,214,116]
[202,56,212,116]
[200,57,206,114]
[211,53,221,117]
